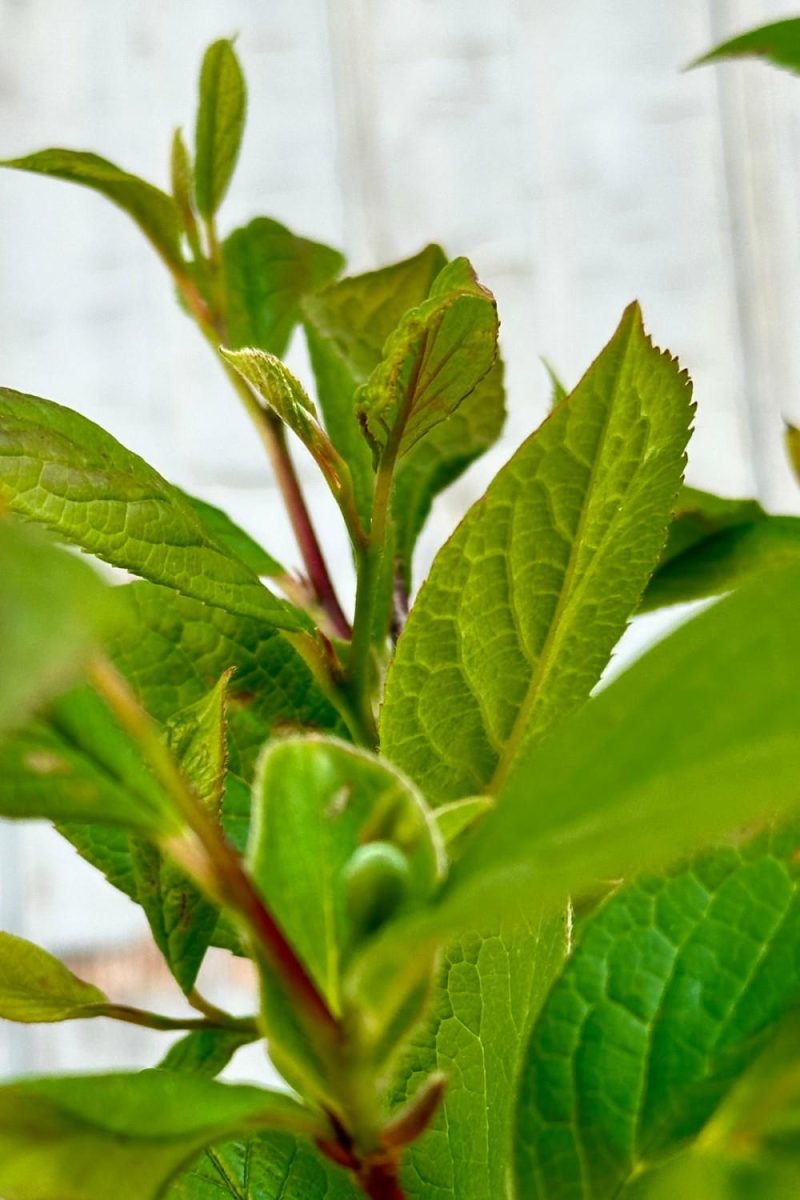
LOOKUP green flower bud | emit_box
[343,841,412,936]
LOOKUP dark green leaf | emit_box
[194,40,247,218]
[0,150,183,268]
[693,18,800,75]
[0,1071,319,1200]
[0,390,306,630]
[515,827,800,1198]
[381,302,693,805]
[0,932,106,1023]
[394,912,566,1200]
[159,1029,256,1077]
[303,245,505,579]
[169,1132,358,1199]
[223,218,344,357]
[0,518,117,739]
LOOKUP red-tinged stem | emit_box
[359,1162,406,1200]
[175,270,352,640]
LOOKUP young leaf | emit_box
[224,217,344,357]
[357,257,498,461]
[514,826,800,1198]
[220,348,324,454]
[0,517,117,739]
[0,932,107,1023]
[194,39,247,219]
[381,302,693,805]
[0,1071,320,1200]
[438,562,800,935]
[0,150,183,268]
[131,674,231,993]
[248,735,443,1016]
[159,1029,256,1077]
[168,1132,359,1199]
[170,128,196,237]
[303,245,505,578]
[393,912,567,1200]
[694,18,800,75]
[0,390,306,630]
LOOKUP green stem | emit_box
[93,1003,258,1035]
[348,445,397,746]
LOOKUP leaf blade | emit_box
[194,39,247,218]
[0,932,107,1023]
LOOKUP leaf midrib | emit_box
[488,323,638,795]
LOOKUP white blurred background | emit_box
[2,0,800,1080]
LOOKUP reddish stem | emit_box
[359,1162,406,1200]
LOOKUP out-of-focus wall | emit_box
[1,0,799,1079]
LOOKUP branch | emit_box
[92,1003,258,1035]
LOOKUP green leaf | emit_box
[224,218,344,358]
[159,1029,256,1077]
[0,1070,319,1200]
[179,491,284,578]
[169,1133,358,1199]
[439,563,800,936]
[0,389,306,630]
[194,39,247,218]
[693,18,800,75]
[0,150,183,268]
[381,302,693,805]
[0,932,107,1022]
[357,257,498,461]
[220,349,323,453]
[132,674,231,993]
[514,826,800,1198]
[0,686,172,832]
[171,129,196,233]
[394,912,566,1200]
[642,514,800,612]
[248,736,443,1018]
[0,517,117,739]
[659,486,765,563]
[433,795,494,855]
[303,245,505,580]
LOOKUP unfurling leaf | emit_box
[194,39,247,218]
[357,257,498,461]
[382,302,693,805]
[220,348,321,451]
[0,932,106,1023]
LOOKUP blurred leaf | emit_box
[0,149,183,267]
[0,932,106,1023]
[158,1029,256,1077]
[0,390,305,630]
[694,18,800,75]
[381,303,693,805]
[223,217,344,357]
[194,39,246,218]
[178,490,284,578]
[169,1132,358,1199]
[0,1071,319,1200]
[0,518,116,740]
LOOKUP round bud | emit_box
[342,841,412,936]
